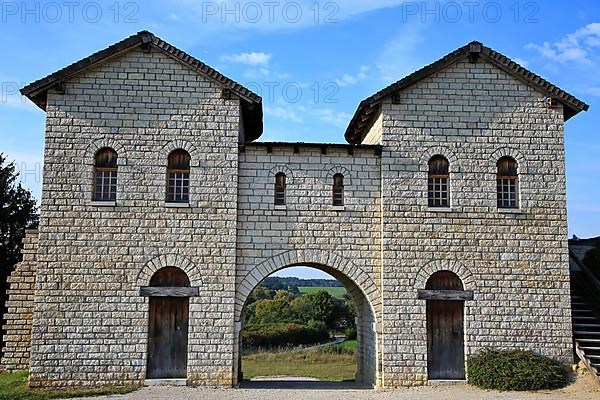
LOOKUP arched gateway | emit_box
[233,250,382,386]
[2,32,581,389]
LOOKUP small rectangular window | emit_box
[94,169,117,201]
[333,174,344,206]
[274,173,286,205]
[428,176,449,207]
[497,177,518,208]
[167,171,190,203]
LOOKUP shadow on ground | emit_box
[240,379,371,390]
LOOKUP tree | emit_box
[274,289,296,301]
[252,299,293,324]
[291,290,336,327]
[0,154,38,354]
[246,284,275,305]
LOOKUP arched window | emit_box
[333,174,344,206]
[428,155,449,208]
[497,156,518,208]
[93,147,118,201]
[167,149,191,203]
[274,173,286,205]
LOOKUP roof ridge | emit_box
[344,41,589,144]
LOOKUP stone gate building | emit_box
[1,31,589,388]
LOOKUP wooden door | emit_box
[427,300,465,380]
[147,296,189,379]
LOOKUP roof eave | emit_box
[345,41,590,144]
[19,30,264,140]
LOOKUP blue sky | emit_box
[1,1,599,279]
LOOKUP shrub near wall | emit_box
[467,349,569,391]
[243,322,330,349]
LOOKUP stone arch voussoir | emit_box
[267,165,295,185]
[159,139,201,167]
[413,259,476,291]
[135,254,201,288]
[489,147,528,174]
[235,249,380,321]
[419,146,460,173]
[326,165,352,185]
[85,138,128,167]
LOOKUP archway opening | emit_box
[236,264,377,388]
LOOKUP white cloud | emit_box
[168,0,409,33]
[313,108,352,127]
[335,66,369,87]
[376,22,426,84]
[221,52,272,66]
[243,68,271,79]
[526,22,600,65]
[512,57,529,68]
[581,86,600,96]
[265,106,302,122]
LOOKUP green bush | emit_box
[345,326,357,340]
[467,349,569,391]
[319,343,355,355]
[243,322,330,348]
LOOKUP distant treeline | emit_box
[263,276,342,290]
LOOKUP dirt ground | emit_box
[76,371,598,400]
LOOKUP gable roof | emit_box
[21,31,263,141]
[344,41,589,144]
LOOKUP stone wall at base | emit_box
[1,229,39,371]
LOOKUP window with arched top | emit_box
[428,155,450,208]
[274,173,286,206]
[93,147,118,201]
[167,149,191,203]
[497,156,518,208]
[333,174,344,206]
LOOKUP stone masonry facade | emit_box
[0,32,588,388]
[1,230,38,370]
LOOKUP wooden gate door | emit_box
[147,296,189,379]
[426,299,465,380]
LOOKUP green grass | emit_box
[0,371,139,400]
[297,286,347,299]
[243,341,356,381]
[339,340,357,351]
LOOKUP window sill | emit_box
[165,202,190,208]
[90,201,116,207]
[273,205,287,211]
[427,207,453,212]
[332,205,345,211]
[498,208,525,215]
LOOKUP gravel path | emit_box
[72,372,599,400]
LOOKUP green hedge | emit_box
[467,349,569,391]
[243,322,330,348]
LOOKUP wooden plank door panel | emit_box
[427,300,465,380]
[147,297,189,379]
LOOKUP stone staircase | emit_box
[571,291,600,380]
[570,251,600,383]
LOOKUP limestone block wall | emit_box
[1,230,39,371]
[377,59,572,386]
[234,144,383,385]
[29,48,241,388]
